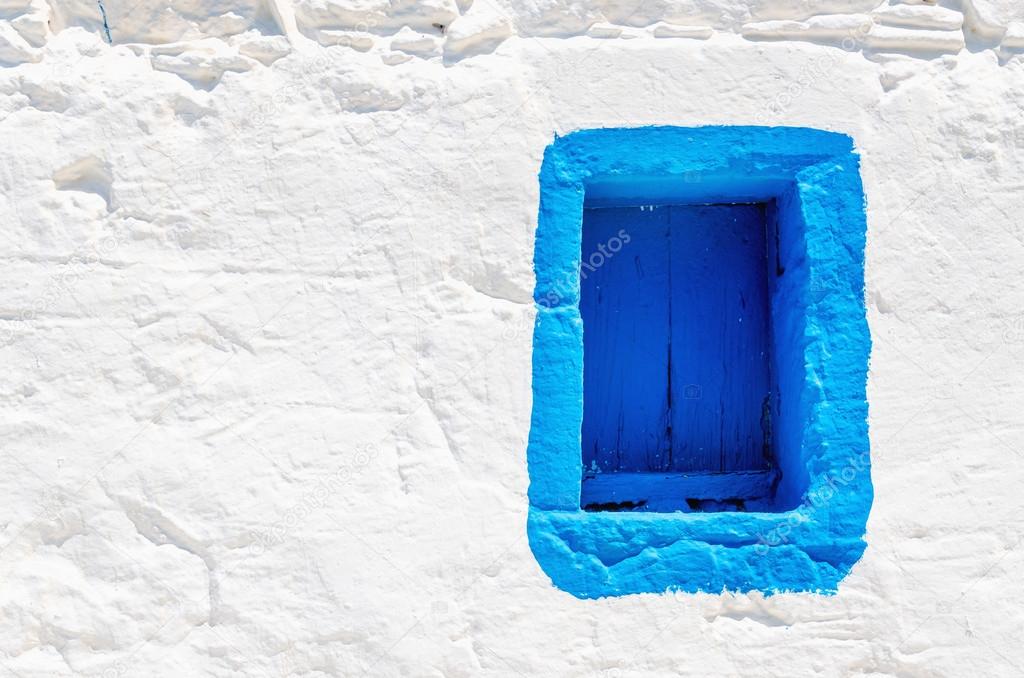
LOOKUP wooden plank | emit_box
[580,470,779,512]
[580,206,671,473]
[669,205,772,473]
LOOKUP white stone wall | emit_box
[1,0,1023,675]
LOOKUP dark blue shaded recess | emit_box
[580,204,775,512]
[527,126,871,598]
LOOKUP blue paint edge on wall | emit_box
[527,126,872,599]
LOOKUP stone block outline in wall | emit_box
[527,126,872,598]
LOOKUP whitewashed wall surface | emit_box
[1,0,1023,675]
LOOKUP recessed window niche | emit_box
[579,202,783,513]
[527,127,872,598]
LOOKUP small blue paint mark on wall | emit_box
[527,126,872,598]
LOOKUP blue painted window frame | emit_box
[527,126,872,598]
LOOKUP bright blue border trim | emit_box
[527,126,872,598]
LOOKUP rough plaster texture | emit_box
[1,0,1023,676]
